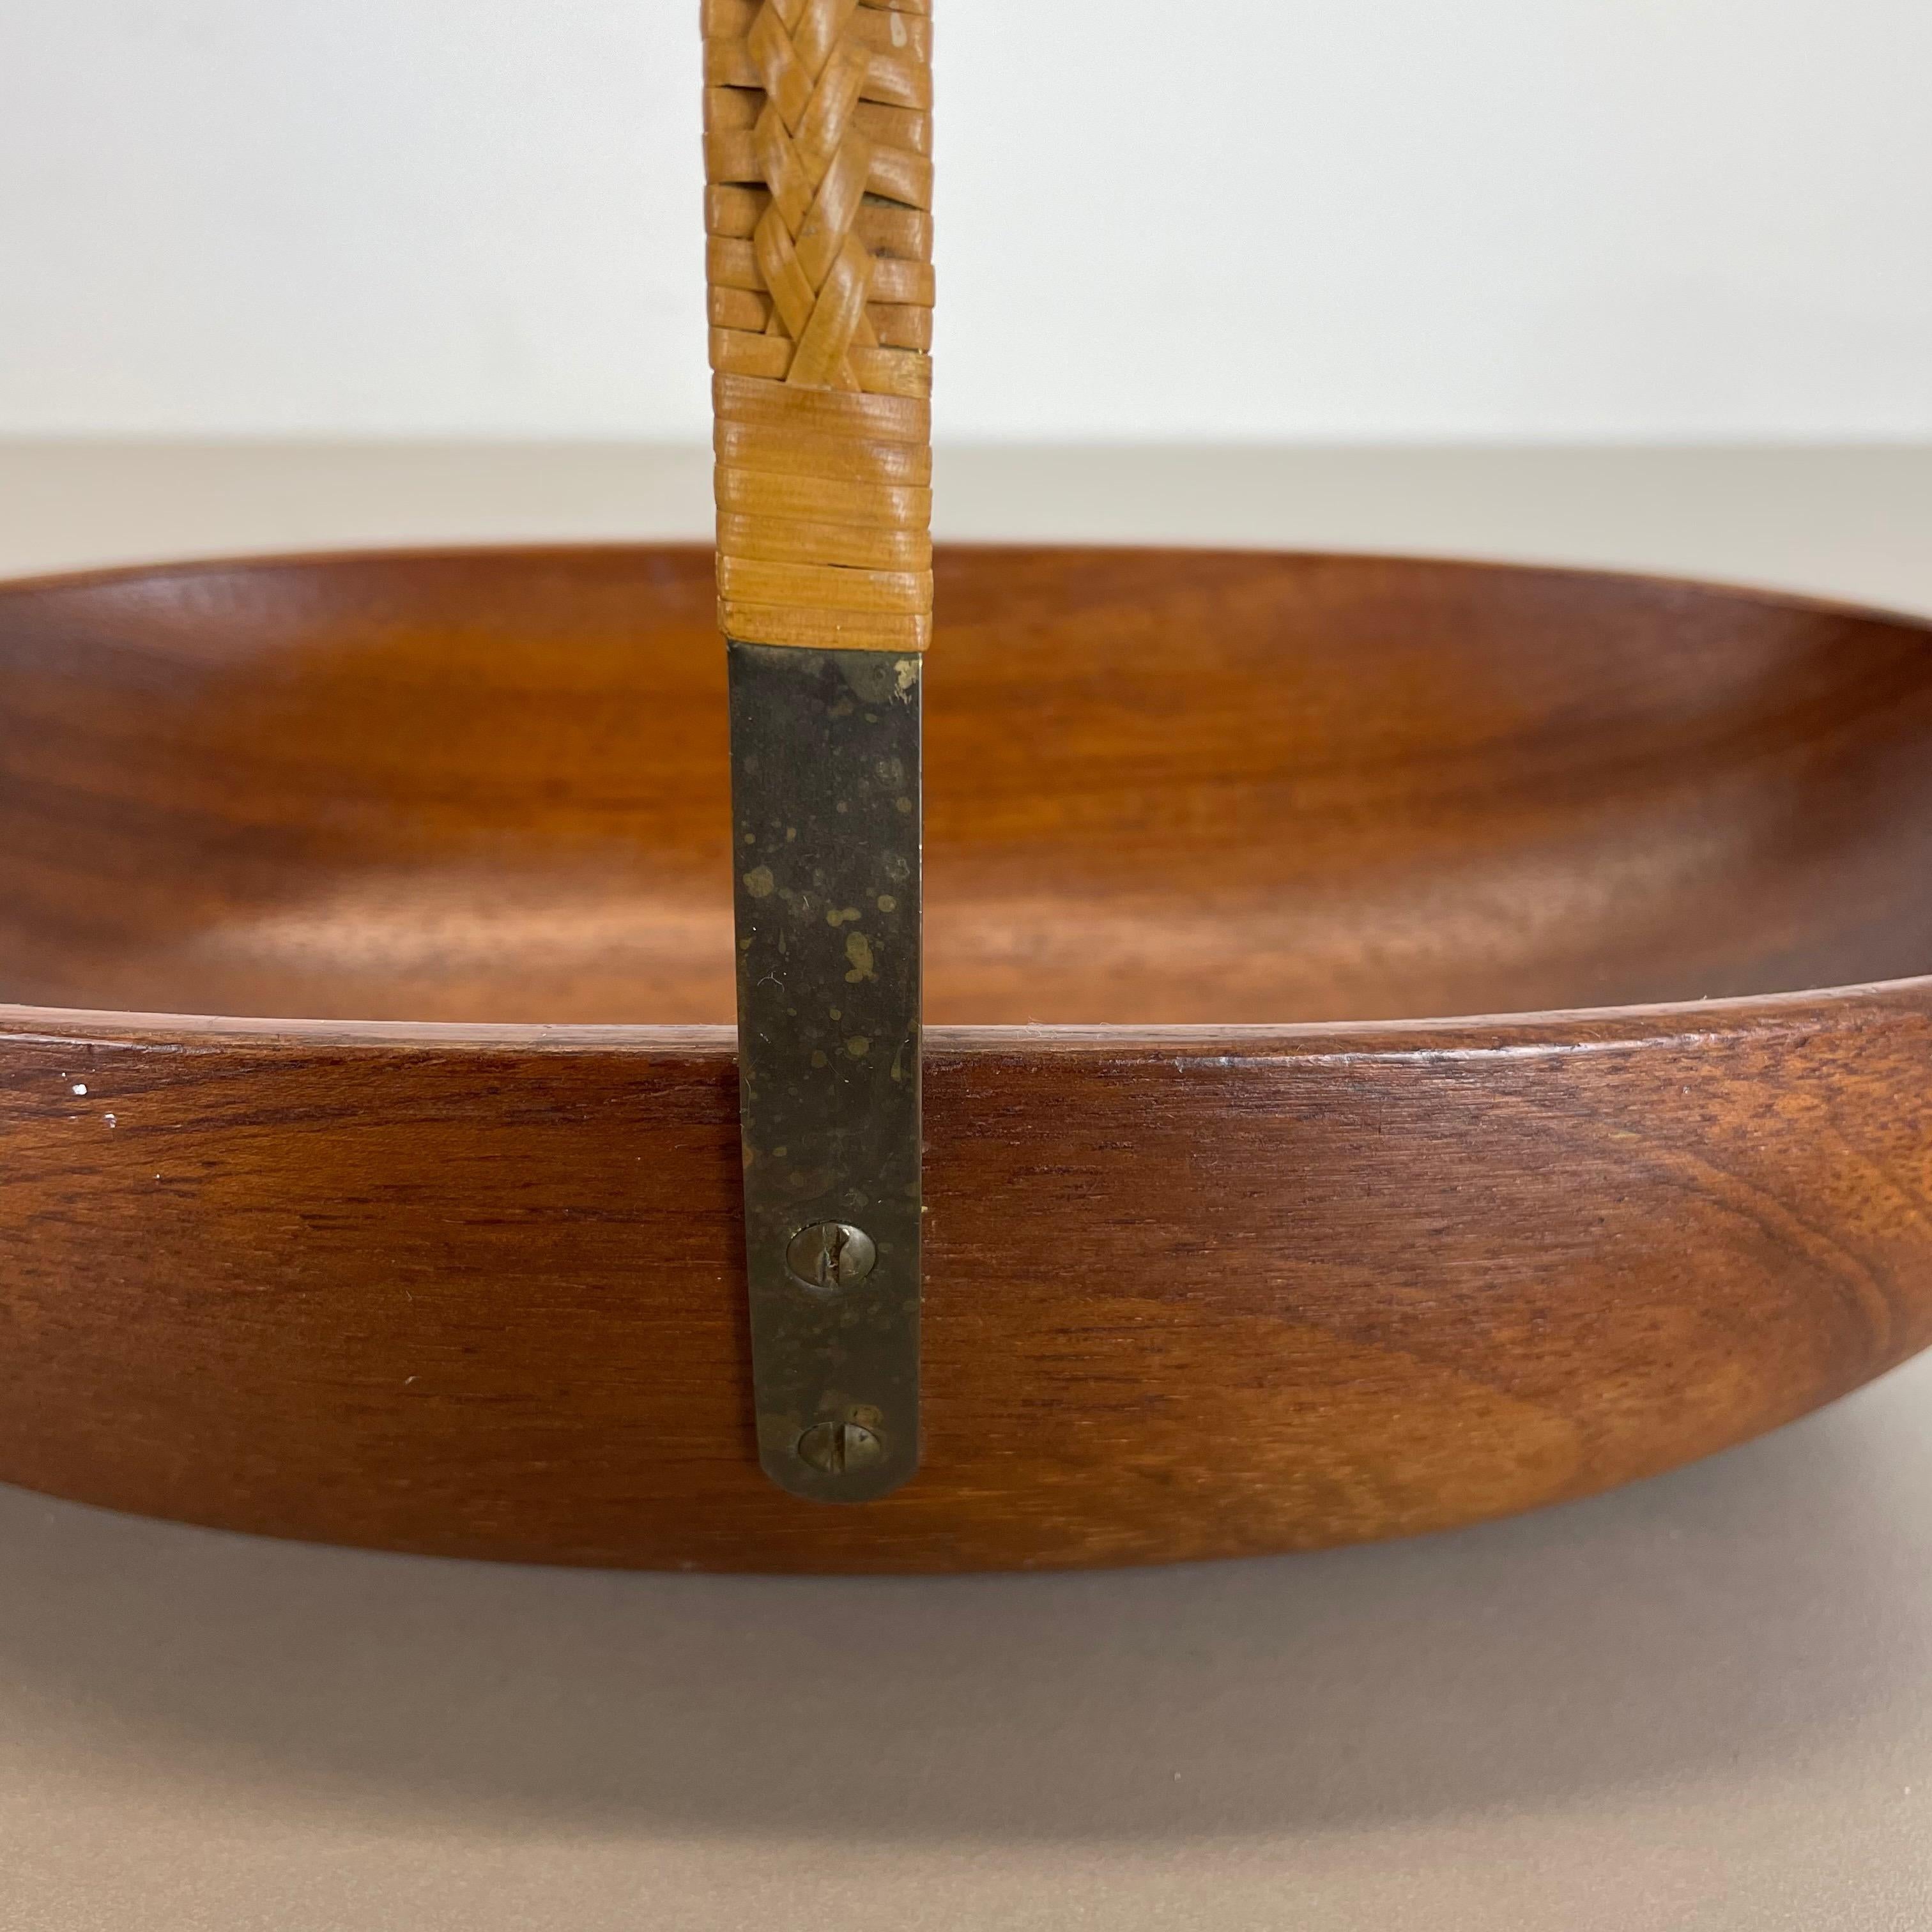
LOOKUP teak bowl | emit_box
[2,541,1929,1572]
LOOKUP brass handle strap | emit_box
[703,0,935,653]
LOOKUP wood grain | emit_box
[0,543,1927,1570]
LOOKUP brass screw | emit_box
[785,1220,877,1289]
[796,1421,885,1475]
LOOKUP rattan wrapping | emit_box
[704,0,935,652]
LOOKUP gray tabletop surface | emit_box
[1,441,1930,1932]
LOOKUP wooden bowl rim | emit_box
[4,980,1925,1066]
[3,541,1928,1059]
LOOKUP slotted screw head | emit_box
[796,1421,885,1475]
[785,1221,878,1289]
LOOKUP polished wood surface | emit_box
[0,544,1927,1570]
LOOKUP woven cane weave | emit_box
[704,0,935,652]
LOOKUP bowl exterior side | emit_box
[0,993,1926,1571]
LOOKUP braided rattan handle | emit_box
[703,0,935,654]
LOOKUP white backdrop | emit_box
[1,0,1928,441]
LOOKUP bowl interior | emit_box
[1,543,1928,1027]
